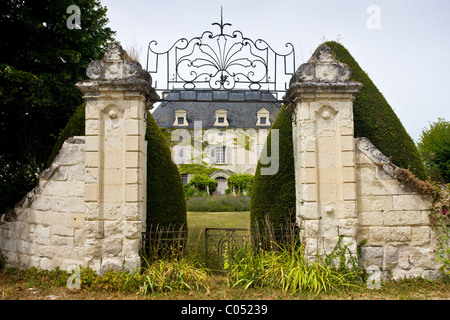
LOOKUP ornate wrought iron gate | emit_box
[146,10,296,106]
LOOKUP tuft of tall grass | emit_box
[140,257,212,294]
[225,239,365,295]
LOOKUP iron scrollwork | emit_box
[146,11,295,102]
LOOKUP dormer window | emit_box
[214,109,229,127]
[256,107,271,126]
[173,109,188,126]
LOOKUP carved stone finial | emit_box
[292,44,351,83]
[86,43,151,84]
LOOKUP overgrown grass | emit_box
[186,195,250,212]
[225,237,366,295]
[2,254,212,295]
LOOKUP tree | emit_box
[0,0,115,212]
[417,118,450,183]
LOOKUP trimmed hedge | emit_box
[145,113,187,230]
[48,105,187,231]
[325,41,427,180]
[47,101,86,167]
[250,105,296,229]
[250,41,428,229]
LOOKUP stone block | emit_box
[85,120,100,135]
[71,213,84,228]
[340,135,354,151]
[300,168,317,184]
[319,184,337,202]
[86,167,99,183]
[85,135,99,152]
[359,195,393,212]
[124,221,142,239]
[85,221,104,239]
[125,119,141,135]
[103,202,122,220]
[341,151,355,167]
[17,240,35,255]
[318,152,337,168]
[338,219,357,237]
[343,182,356,201]
[67,164,85,182]
[103,168,122,185]
[342,167,356,183]
[340,201,357,219]
[103,185,123,203]
[411,226,430,245]
[85,183,99,202]
[85,151,99,168]
[104,221,122,238]
[126,151,141,168]
[55,145,80,165]
[384,245,398,269]
[304,220,319,237]
[317,137,337,153]
[360,246,383,268]
[126,135,140,151]
[409,247,437,269]
[298,202,319,220]
[103,238,122,256]
[36,225,51,245]
[104,152,124,168]
[302,183,318,202]
[359,211,383,226]
[383,211,423,226]
[124,202,140,220]
[392,194,432,211]
[303,152,317,168]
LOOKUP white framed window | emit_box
[211,145,226,164]
[173,109,189,126]
[256,107,271,126]
[214,109,229,126]
[210,145,233,164]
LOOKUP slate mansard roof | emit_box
[151,90,281,129]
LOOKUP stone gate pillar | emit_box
[284,45,362,258]
[76,43,158,273]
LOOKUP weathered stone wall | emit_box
[355,137,442,279]
[0,137,86,270]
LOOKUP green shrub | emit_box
[186,195,250,212]
[186,174,218,194]
[226,173,254,195]
[251,42,429,230]
[250,105,296,230]
[325,41,427,180]
[146,113,187,230]
[47,101,86,167]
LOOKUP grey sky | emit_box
[100,0,450,142]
